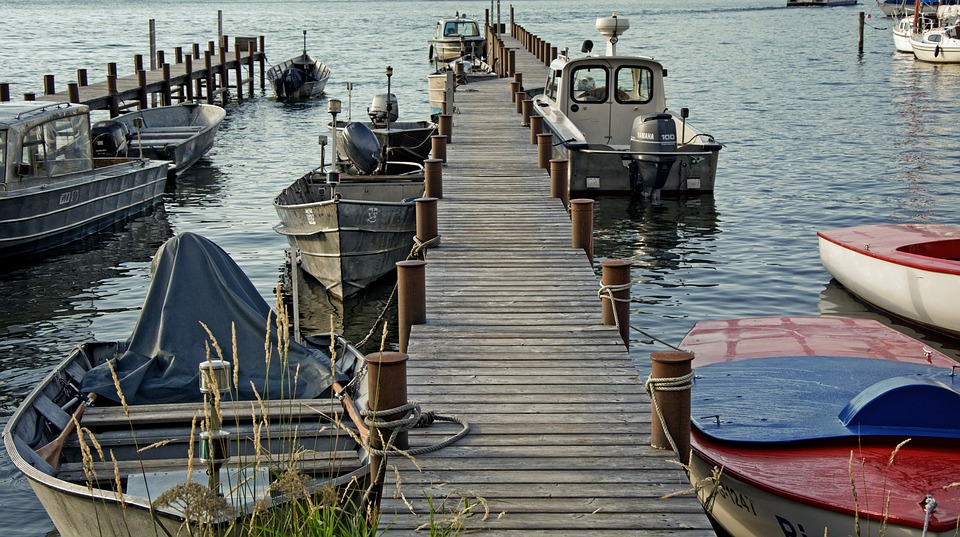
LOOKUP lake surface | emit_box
[3,0,960,534]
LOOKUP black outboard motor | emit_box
[91,120,130,158]
[629,113,678,195]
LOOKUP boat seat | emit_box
[80,398,345,429]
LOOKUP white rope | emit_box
[598,282,631,333]
[644,370,695,457]
[361,401,469,456]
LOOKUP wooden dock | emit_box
[2,34,265,114]
[375,29,715,536]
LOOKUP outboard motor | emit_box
[276,67,307,99]
[341,122,382,174]
[91,120,130,158]
[367,93,399,127]
[629,113,678,196]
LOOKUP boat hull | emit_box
[107,103,225,176]
[274,174,424,300]
[681,316,960,537]
[0,159,169,259]
[267,54,331,100]
[818,224,960,337]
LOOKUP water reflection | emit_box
[593,195,720,279]
[818,279,960,361]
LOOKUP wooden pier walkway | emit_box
[376,32,715,536]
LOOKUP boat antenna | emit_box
[346,82,353,122]
[302,29,307,57]
[379,66,393,174]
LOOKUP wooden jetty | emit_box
[0,24,265,116]
[374,16,715,537]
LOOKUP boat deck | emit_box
[375,32,714,536]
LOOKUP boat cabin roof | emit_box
[0,101,88,129]
[435,16,481,39]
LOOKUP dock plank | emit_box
[374,31,713,536]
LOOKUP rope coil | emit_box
[598,281,631,332]
[361,400,469,456]
[644,370,694,457]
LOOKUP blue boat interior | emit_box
[691,355,960,444]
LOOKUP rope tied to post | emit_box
[598,281,632,331]
[361,400,470,456]
[412,234,441,257]
[644,370,694,458]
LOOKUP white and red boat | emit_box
[681,316,960,537]
[818,224,960,337]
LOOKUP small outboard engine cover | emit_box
[629,113,678,193]
[276,67,307,99]
[341,122,382,174]
[368,93,399,127]
[91,120,130,158]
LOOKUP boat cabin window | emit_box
[614,65,654,104]
[444,21,479,37]
[20,115,92,179]
[544,69,561,100]
[571,66,609,103]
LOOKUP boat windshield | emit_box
[20,114,92,179]
[444,21,479,37]
[614,65,654,104]
[571,66,609,103]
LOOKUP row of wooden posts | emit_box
[0,30,265,117]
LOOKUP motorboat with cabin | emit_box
[532,14,722,198]
[428,13,486,70]
[0,101,169,259]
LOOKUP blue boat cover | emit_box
[691,356,960,444]
[81,232,350,405]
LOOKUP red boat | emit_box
[681,316,960,537]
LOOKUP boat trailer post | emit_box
[600,260,631,347]
[570,199,594,265]
[648,351,694,465]
[396,260,426,354]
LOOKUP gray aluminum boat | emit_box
[0,101,170,260]
[267,31,331,101]
[2,233,369,537]
[93,102,225,177]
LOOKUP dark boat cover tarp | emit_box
[81,232,343,405]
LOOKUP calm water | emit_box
[3,0,960,534]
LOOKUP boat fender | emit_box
[428,44,434,61]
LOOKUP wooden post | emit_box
[509,81,520,103]
[439,114,453,143]
[137,70,148,109]
[415,197,439,254]
[649,350,694,464]
[161,64,172,106]
[0,83,9,102]
[219,37,229,106]
[515,91,524,114]
[396,260,426,354]
[424,158,443,199]
[530,114,542,144]
[234,47,244,103]
[537,133,552,169]
[508,49,516,77]
[600,260,631,347]
[107,74,119,118]
[431,134,447,163]
[77,69,88,87]
[259,36,266,92]
[24,93,36,101]
[67,83,79,103]
[550,158,569,207]
[204,50,214,104]
[247,41,255,96]
[43,75,55,96]
[521,99,533,126]
[364,350,410,523]
[570,199,594,265]
[184,55,194,101]
[858,12,865,54]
